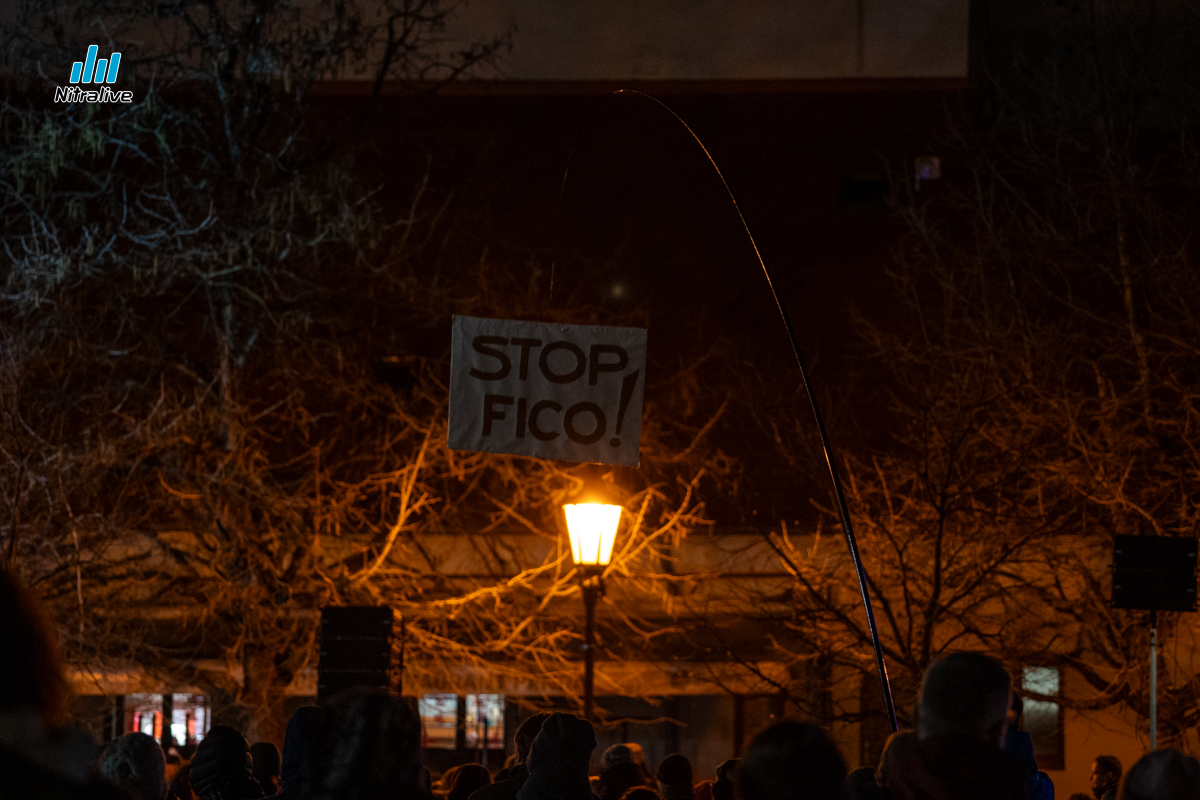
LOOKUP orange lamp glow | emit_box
[563,503,622,567]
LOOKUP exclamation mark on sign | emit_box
[609,370,640,447]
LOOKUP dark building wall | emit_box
[439,1,968,80]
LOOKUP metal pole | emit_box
[397,615,406,698]
[564,91,899,732]
[583,580,598,721]
[1150,610,1158,749]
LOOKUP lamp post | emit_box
[563,502,622,722]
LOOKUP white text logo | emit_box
[58,45,132,103]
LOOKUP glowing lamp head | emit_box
[563,503,622,567]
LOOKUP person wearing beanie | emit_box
[516,713,597,800]
[601,745,636,775]
[189,725,264,800]
[97,732,166,800]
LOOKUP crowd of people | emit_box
[4,568,1200,800]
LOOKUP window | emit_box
[419,694,458,749]
[1022,666,1064,770]
[465,694,504,749]
[124,693,210,745]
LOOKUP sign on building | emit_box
[448,315,647,467]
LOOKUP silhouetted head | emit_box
[1120,750,1199,800]
[1093,755,1123,798]
[249,741,281,795]
[876,730,917,786]
[514,712,552,765]
[447,763,491,800]
[280,705,323,794]
[601,744,636,774]
[844,767,883,800]
[656,754,694,800]
[98,732,166,800]
[917,653,1011,745]
[517,713,596,800]
[656,754,692,786]
[304,689,424,800]
[711,759,739,800]
[0,569,69,728]
[739,722,847,800]
[620,789,661,800]
[600,762,647,800]
[190,725,263,800]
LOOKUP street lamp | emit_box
[563,502,622,721]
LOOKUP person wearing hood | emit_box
[469,713,550,800]
[266,707,322,800]
[189,725,264,800]
[515,713,597,800]
[884,652,1025,800]
[302,689,426,800]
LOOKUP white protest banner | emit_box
[448,315,647,467]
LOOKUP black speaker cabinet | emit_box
[318,606,394,702]
[1112,535,1197,612]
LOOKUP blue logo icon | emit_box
[70,45,121,84]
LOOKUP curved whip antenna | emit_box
[558,88,898,732]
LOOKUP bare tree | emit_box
[0,1,737,743]
[711,0,1200,753]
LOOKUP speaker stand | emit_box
[1150,609,1158,750]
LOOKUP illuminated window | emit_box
[465,694,504,749]
[126,694,161,739]
[1022,666,1064,770]
[419,694,458,749]
[124,693,210,744]
[187,697,209,743]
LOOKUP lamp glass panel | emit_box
[564,503,621,566]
